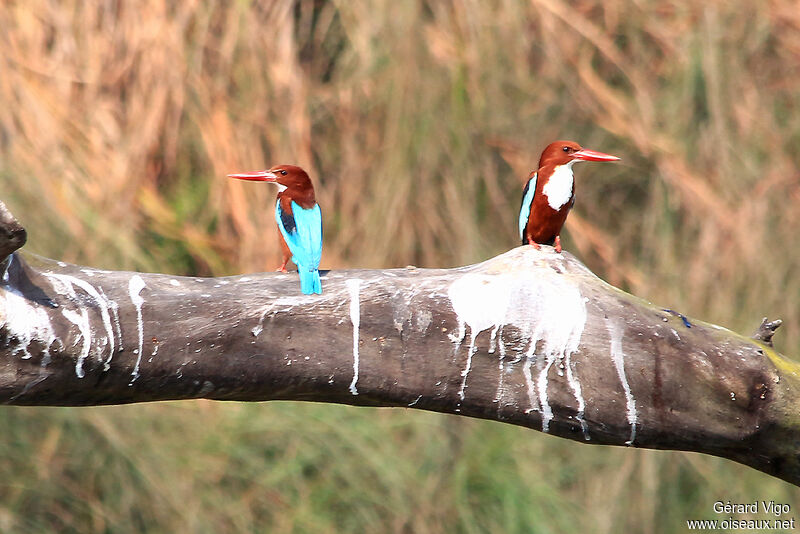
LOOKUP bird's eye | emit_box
[562,146,570,153]
[280,170,288,176]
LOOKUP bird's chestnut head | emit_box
[538,140,620,168]
[228,164,314,193]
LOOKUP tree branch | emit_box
[1,203,799,486]
[0,200,26,262]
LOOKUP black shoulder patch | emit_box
[519,179,531,213]
[278,204,297,234]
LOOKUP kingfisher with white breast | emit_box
[519,140,619,253]
[227,165,323,295]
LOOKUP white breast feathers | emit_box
[541,162,575,210]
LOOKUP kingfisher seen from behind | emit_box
[519,140,619,253]
[228,165,323,295]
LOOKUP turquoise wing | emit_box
[518,172,537,243]
[275,200,323,271]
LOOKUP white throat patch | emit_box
[542,161,576,210]
[275,183,288,193]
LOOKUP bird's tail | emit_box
[299,268,322,295]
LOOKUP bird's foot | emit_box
[527,238,541,250]
[276,257,291,273]
[554,236,562,253]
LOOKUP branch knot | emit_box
[751,317,782,347]
[0,200,26,261]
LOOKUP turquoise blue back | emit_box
[275,200,323,294]
[518,173,537,243]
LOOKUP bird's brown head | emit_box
[228,164,315,195]
[538,140,620,168]
[227,164,317,207]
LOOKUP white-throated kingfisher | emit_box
[228,165,323,295]
[519,140,619,253]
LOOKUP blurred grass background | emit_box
[1,0,799,532]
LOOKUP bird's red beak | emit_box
[226,171,278,182]
[572,149,620,162]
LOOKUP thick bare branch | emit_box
[1,204,799,486]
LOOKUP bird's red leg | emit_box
[276,256,289,273]
[526,236,541,250]
[554,236,562,253]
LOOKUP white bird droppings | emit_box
[522,358,539,413]
[2,254,12,283]
[128,275,146,385]
[564,352,589,440]
[62,308,91,378]
[448,257,587,433]
[45,273,117,367]
[1,285,58,362]
[106,293,123,360]
[346,279,362,395]
[607,320,637,445]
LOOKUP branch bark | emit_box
[1,203,799,486]
[0,200,26,262]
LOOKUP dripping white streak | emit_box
[522,331,542,413]
[346,279,361,395]
[62,308,91,378]
[496,325,506,358]
[2,254,12,283]
[608,321,637,445]
[458,328,477,401]
[97,286,121,370]
[537,354,557,432]
[448,320,466,365]
[564,353,589,440]
[128,275,146,385]
[522,358,538,413]
[494,326,509,407]
[448,321,466,346]
[494,354,505,404]
[107,295,123,358]
[46,273,116,365]
[488,325,499,354]
[251,306,275,338]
